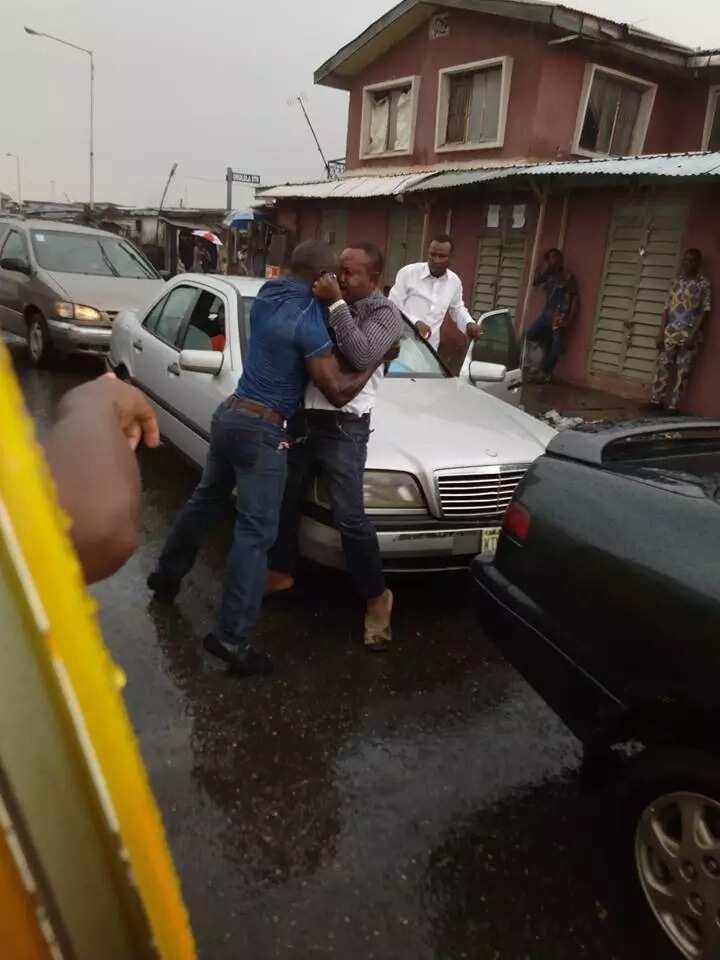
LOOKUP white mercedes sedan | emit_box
[109,274,555,572]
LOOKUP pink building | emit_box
[260,0,720,413]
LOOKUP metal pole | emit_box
[24,29,95,209]
[156,162,178,245]
[226,167,233,213]
[15,155,22,207]
[89,51,95,211]
[296,98,330,178]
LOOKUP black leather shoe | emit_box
[147,570,180,603]
[202,634,274,676]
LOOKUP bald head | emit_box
[290,240,337,284]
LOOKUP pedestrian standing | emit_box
[147,241,383,677]
[525,248,579,383]
[650,248,712,412]
[388,234,482,351]
[266,244,402,651]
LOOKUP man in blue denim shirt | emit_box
[147,241,380,676]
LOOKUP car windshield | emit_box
[238,302,447,379]
[31,230,159,279]
[385,319,448,379]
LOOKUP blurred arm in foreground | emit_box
[43,372,160,583]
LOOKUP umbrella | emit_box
[192,229,223,246]
[223,209,268,229]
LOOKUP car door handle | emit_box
[167,361,180,376]
[132,339,143,351]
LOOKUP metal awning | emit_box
[408,152,720,192]
[258,172,433,200]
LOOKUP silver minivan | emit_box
[0,218,165,365]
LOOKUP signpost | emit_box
[225,167,260,211]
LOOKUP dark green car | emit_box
[473,419,720,960]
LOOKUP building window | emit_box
[574,64,657,158]
[435,57,513,153]
[702,86,720,151]
[360,76,420,159]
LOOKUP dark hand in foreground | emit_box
[313,272,343,304]
[415,321,431,340]
[60,372,161,451]
[46,373,159,583]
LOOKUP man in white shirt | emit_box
[266,243,403,651]
[389,234,482,351]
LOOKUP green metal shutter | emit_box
[472,231,528,318]
[318,208,348,254]
[386,207,424,285]
[591,196,688,383]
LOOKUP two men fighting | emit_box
[148,240,402,673]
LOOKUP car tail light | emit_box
[503,501,530,542]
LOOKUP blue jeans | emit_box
[526,314,566,375]
[269,411,385,600]
[157,403,287,653]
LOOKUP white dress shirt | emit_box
[389,263,476,349]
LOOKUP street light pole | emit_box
[3,154,22,206]
[24,26,95,210]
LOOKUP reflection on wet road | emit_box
[10,339,637,959]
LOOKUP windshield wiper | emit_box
[97,240,119,277]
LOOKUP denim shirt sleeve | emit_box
[295,301,332,359]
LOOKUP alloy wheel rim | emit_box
[29,322,44,362]
[635,791,720,958]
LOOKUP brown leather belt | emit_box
[223,395,286,427]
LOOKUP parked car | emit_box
[0,218,164,365]
[109,273,555,571]
[472,419,720,959]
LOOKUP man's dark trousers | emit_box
[269,411,385,599]
[156,402,287,652]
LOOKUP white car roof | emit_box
[171,273,265,298]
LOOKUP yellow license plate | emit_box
[481,527,501,555]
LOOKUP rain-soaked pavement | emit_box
[9,339,640,960]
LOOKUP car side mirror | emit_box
[179,349,224,376]
[469,360,506,383]
[0,257,32,276]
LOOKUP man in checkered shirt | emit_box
[267,243,403,651]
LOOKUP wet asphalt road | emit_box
[9,340,639,960]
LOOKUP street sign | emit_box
[225,168,261,214]
[231,172,260,184]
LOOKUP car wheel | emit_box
[608,747,720,959]
[27,312,55,368]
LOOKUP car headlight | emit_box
[363,471,425,509]
[311,471,426,511]
[54,301,75,319]
[54,302,107,325]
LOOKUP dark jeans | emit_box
[526,314,566,375]
[269,411,385,600]
[157,403,287,653]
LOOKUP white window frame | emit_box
[702,85,720,150]
[434,56,514,153]
[572,63,657,159]
[359,75,421,160]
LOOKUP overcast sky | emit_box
[1,0,718,209]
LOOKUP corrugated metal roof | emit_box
[258,172,432,200]
[408,152,720,191]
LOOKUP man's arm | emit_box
[448,276,481,340]
[388,267,430,339]
[43,374,160,583]
[688,282,712,346]
[305,351,385,408]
